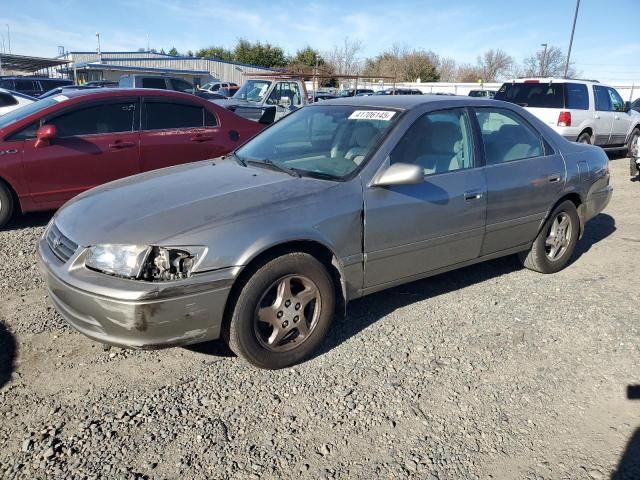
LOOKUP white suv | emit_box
[495,78,640,155]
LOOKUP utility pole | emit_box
[96,32,101,55]
[5,25,10,54]
[564,0,580,78]
[313,54,320,103]
[146,34,150,53]
[540,43,548,77]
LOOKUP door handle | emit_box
[594,114,601,119]
[548,174,561,183]
[190,135,214,142]
[464,191,484,201]
[108,141,135,149]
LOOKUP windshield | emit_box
[236,105,400,179]
[0,97,61,130]
[233,80,272,102]
[495,82,564,108]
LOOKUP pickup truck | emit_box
[213,76,308,123]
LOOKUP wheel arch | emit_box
[578,127,593,142]
[0,175,21,215]
[544,191,584,240]
[222,239,348,335]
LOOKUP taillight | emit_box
[557,111,571,127]
[523,79,540,84]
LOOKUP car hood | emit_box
[54,159,336,247]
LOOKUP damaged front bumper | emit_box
[37,236,236,349]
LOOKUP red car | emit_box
[0,88,265,228]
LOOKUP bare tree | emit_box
[325,37,364,76]
[437,57,457,82]
[522,45,576,78]
[456,64,483,83]
[477,49,513,82]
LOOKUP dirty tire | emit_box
[0,181,14,230]
[627,128,640,158]
[226,252,335,369]
[519,200,580,274]
[577,132,592,144]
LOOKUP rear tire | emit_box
[519,200,579,274]
[225,252,335,369]
[0,182,15,229]
[577,132,592,144]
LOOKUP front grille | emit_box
[46,224,78,262]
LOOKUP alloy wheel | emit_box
[545,212,572,261]
[254,274,321,352]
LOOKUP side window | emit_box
[144,102,205,130]
[565,83,589,110]
[0,80,13,89]
[171,79,193,93]
[607,88,625,112]
[212,84,220,91]
[14,80,35,92]
[45,102,137,137]
[141,78,167,89]
[474,108,543,164]
[594,86,611,112]
[0,93,18,107]
[204,109,218,128]
[6,122,39,141]
[390,108,474,175]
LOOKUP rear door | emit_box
[472,107,566,255]
[22,98,140,206]
[139,98,228,171]
[593,85,614,145]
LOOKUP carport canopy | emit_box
[0,53,69,72]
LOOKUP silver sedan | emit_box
[38,96,613,369]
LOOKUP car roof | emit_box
[53,88,195,99]
[314,94,489,110]
[504,77,602,85]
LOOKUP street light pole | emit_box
[5,25,10,54]
[564,0,580,78]
[540,43,548,77]
[96,32,101,55]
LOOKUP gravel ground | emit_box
[0,156,638,480]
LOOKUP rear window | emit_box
[141,78,167,89]
[495,82,564,108]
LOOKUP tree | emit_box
[233,39,286,68]
[324,37,364,76]
[456,64,483,83]
[159,48,166,55]
[438,57,457,82]
[477,49,513,82]
[196,46,233,61]
[522,45,576,78]
[187,50,194,57]
[362,45,439,82]
[168,47,179,56]
[137,47,146,53]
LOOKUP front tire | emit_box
[0,181,15,229]
[226,252,335,369]
[627,128,640,158]
[519,200,579,274]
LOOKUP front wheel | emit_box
[226,252,335,369]
[628,128,640,159]
[519,200,580,274]
[0,182,15,229]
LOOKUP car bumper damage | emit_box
[38,235,235,349]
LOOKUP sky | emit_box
[1,0,639,83]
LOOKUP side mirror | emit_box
[624,101,632,113]
[279,96,291,108]
[35,125,57,148]
[371,162,424,187]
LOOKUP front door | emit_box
[472,107,566,255]
[140,98,228,171]
[606,86,634,145]
[363,107,487,287]
[593,85,615,146]
[23,99,140,207]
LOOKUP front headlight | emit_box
[86,244,151,278]
[85,245,206,281]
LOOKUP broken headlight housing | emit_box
[85,245,205,281]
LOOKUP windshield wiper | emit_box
[226,152,246,167]
[247,159,301,178]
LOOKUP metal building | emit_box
[58,51,275,86]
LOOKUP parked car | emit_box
[39,85,102,99]
[118,75,196,93]
[0,77,73,97]
[376,88,423,95]
[0,89,35,116]
[308,92,338,102]
[38,95,612,369]
[199,81,238,93]
[83,80,118,88]
[340,88,375,97]
[0,89,265,227]
[215,76,308,123]
[631,98,640,114]
[469,89,496,98]
[495,78,640,153]
[216,86,240,99]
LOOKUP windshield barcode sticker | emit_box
[349,110,395,121]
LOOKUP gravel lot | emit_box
[0,156,638,480]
